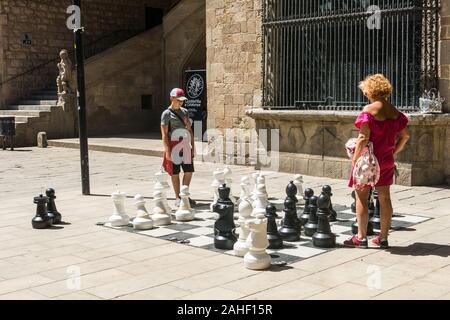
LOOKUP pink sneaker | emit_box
[343,235,368,249]
[372,235,389,249]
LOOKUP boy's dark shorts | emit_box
[172,162,195,175]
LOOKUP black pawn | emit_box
[286,181,301,231]
[278,197,301,242]
[312,192,336,248]
[304,196,319,237]
[370,190,381,229]
[213,184,237,250]
[265,204,283,249]
[32,195,52,229]
[46,188,62,224]
[286,181,298,204]
[351,190,356,213]
[299,188,314,226]
[322,185,337,222]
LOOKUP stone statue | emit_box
[57,49,76,106]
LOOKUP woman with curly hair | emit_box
[344,74,411,249]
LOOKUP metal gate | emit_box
[262,0,440,111]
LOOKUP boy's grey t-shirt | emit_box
[161,107,189,136]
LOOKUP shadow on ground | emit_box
[388,242,450,257]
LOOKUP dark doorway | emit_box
[145,7,164,30]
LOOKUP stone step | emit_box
[19,100,58,105]
[30,95,58,100]
[0,110,49,117]
[9,105,56,111]
[0,115,38,123]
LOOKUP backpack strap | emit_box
[168,108,188,129]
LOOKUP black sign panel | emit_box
[184,70,207,137]
[0,117,15,136]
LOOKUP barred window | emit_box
[262,0,440,111]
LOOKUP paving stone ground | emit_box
[0,146,449,300]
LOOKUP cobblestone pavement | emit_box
[0,146,449,300]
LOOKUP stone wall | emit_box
[206,0,263,131]
[0,0,176,109]
[163,0,206,95]
[84,26,163,135]
[247,110,450,186]
[440,0,450,113]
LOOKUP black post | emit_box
[73,0,90,195]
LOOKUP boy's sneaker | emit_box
[372,235,389,249]
[174,199,181,207]
[343,235,368,248]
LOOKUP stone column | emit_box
[206,0,263,132]
[439,1,450,113]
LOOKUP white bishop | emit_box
[234,196,253,257]
[152,189,171,226]
[132,194,154,230]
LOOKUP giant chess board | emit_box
[100,201,431,265]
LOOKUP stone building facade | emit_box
[1,0,449,185]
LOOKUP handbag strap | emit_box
[168,108,188,129]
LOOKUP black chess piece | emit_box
[322,185,337,222]
[46,188,62,224]
[286,181,298,204]
[351,190,356,213]
[32,194,52,229]
[370,189,381,229]
[213,184,237,250]
[351,189,375,236]
[304,196,319,237]
[312,192,336,248]
[265,203,283,249]
[278,197,301,242]
[299,188,314,226]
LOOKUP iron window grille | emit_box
[262,0,440,112]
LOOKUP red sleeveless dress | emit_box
[348,111,409,187]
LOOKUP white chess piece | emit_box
[251,172,260,201]
[154,170,172,213]
[244,214,272,270]
[132,195,154,230]
[237,176,251,207]
[252,184,268,217]
[256,174,269,200]
[223,166,237,205]
[109,191,130,227]
[152,189,171,226]
[211,168,225,211]
[234,196,253,257]
[175,185,196,221]
[293,174,305,205]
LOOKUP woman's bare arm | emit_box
[394,127,411,157]
[352,123,371,165]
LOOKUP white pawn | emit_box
[252,184,268,217]
[244,214,272,270]
[256,174,269,200]
[251,172,260,201]
[223,166,237,205]
[175,185,196,221]
[211,168,225,211]
[293,174,305,205]
[132,195,154,230]
[152,189,171,226]
[234,196,253,257]
[237,176,251,206]
[109,191,130,227]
